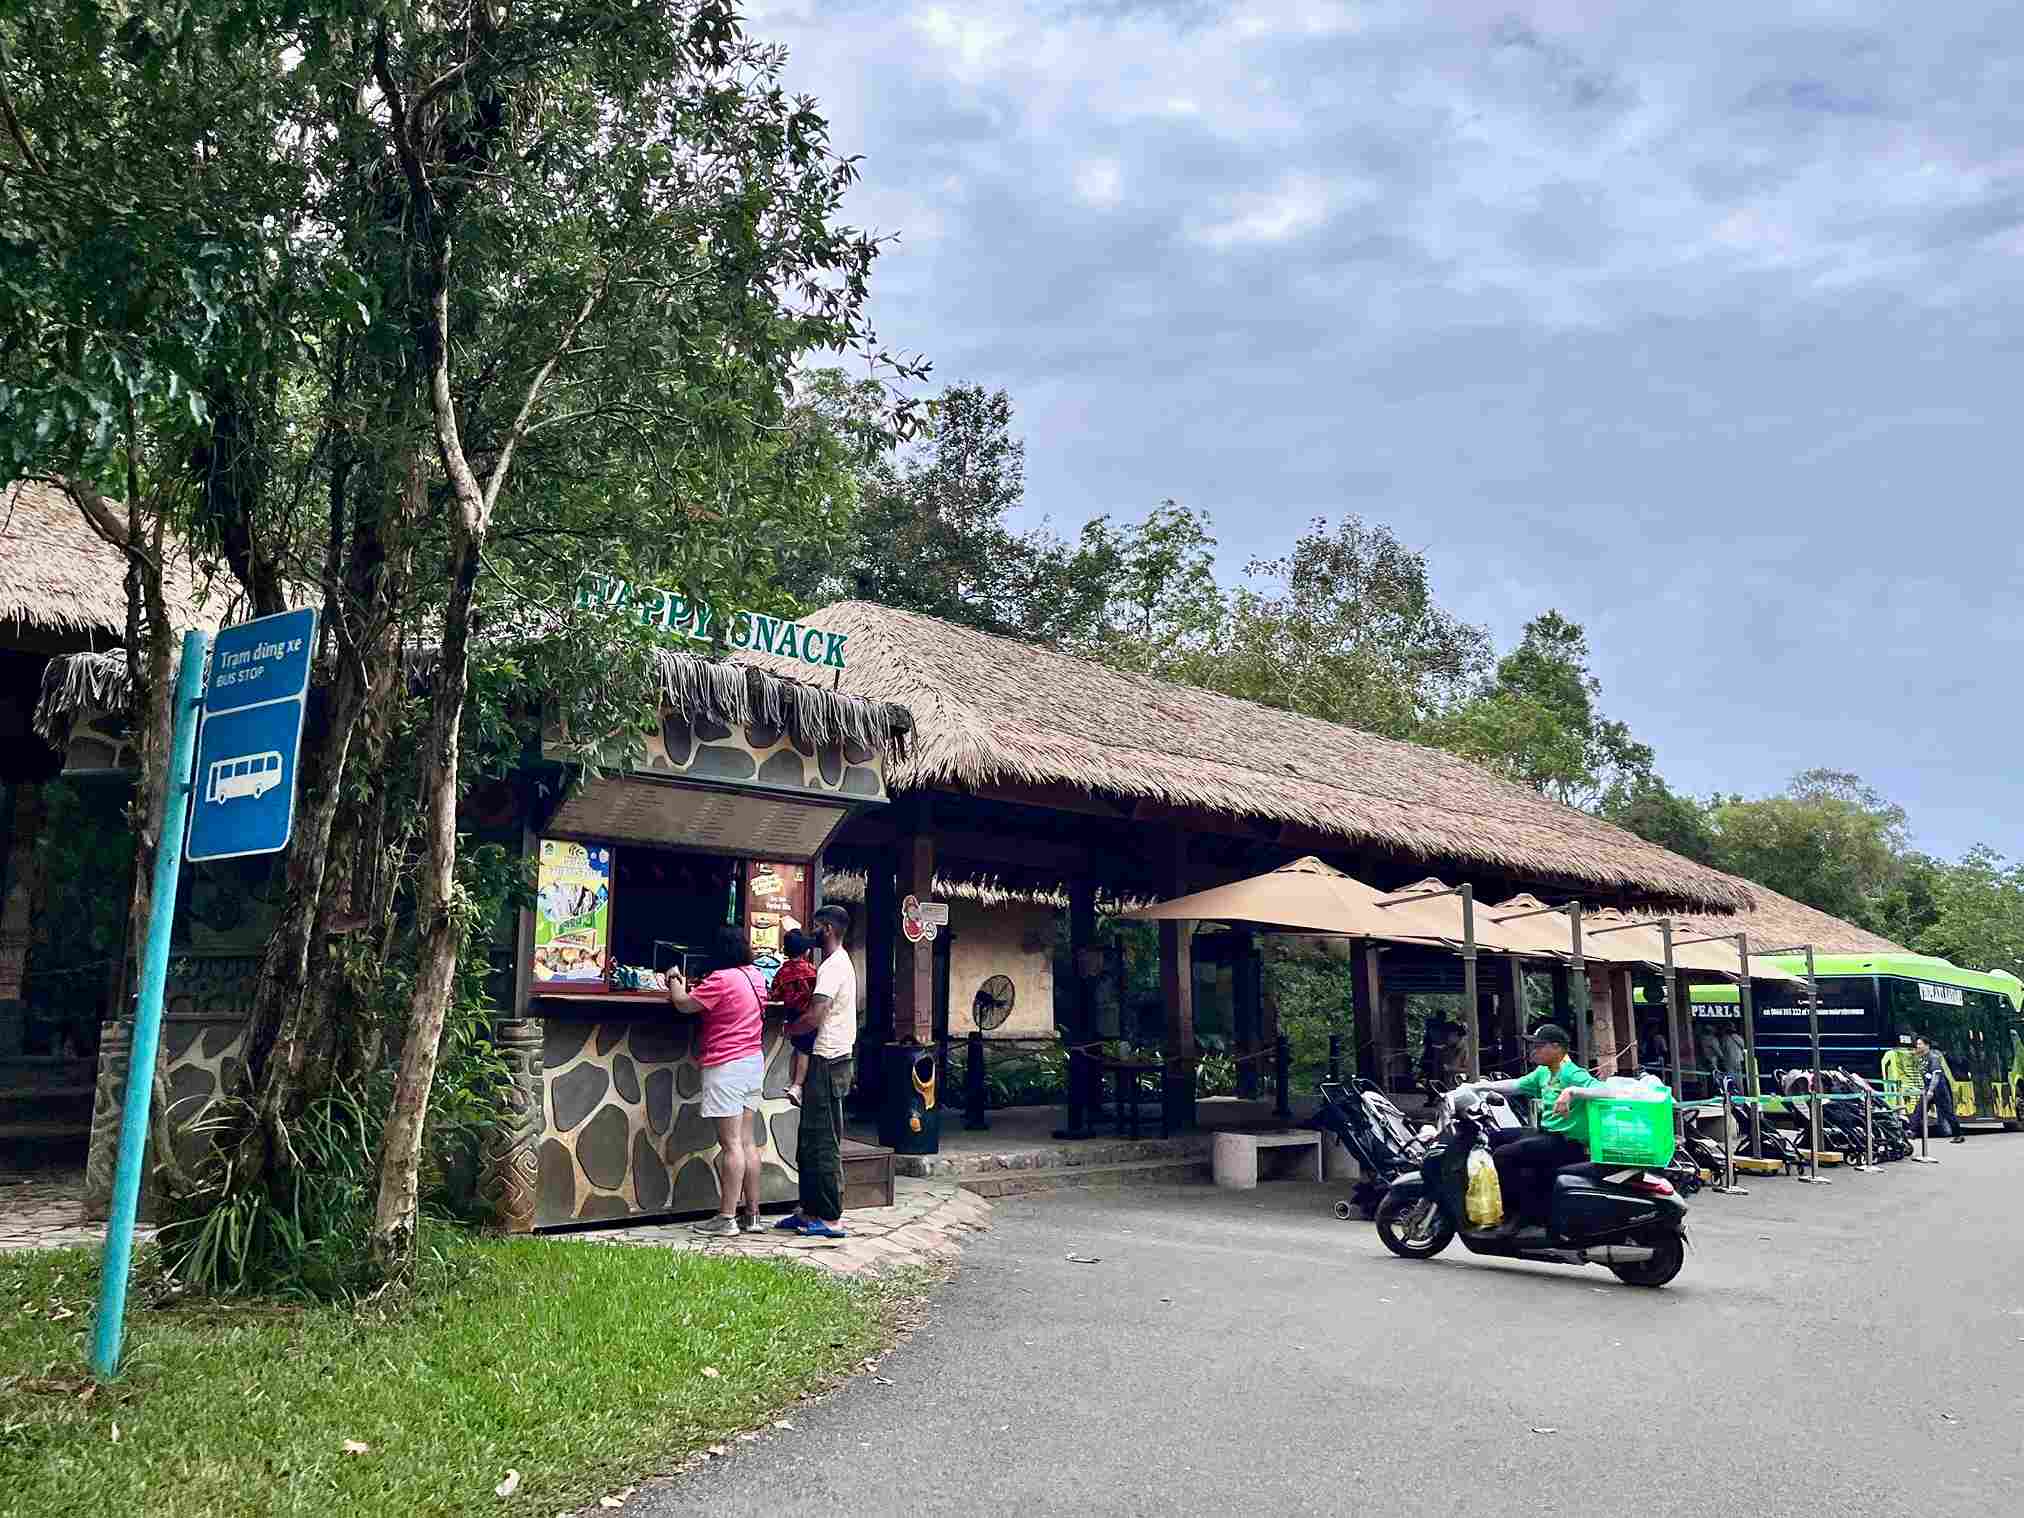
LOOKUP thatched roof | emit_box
[1674,874,1906,956]
[0,479,219,641]
[746,601,1754,912]
[37,635,912,766]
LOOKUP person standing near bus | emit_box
[1911,1035,1965,1144]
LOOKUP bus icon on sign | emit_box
[206,751,283,804]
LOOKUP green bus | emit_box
[1682,954,2022,1127]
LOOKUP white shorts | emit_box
[700,1054,764,1118]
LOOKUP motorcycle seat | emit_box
[1552,1161,1631,1183]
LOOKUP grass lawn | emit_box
[1,1237,912,1517]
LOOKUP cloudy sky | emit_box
[749,0,2023,860]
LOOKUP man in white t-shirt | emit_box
[776,903,858,1237]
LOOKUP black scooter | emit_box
[1373,1087,1690,1288]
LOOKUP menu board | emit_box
[533,839,611,988]
[746,860,811,983]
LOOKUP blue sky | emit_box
[750,0,2024,860]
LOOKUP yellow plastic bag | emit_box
[1464,1145,1503,1227]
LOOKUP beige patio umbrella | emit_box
[1124,858,1543,1081]
[1121,857,1532,953]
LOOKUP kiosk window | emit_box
[608,847,738,977]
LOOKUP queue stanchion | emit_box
[1860,1084,1876,1172]
[1909,1077,1939,1163]
[1714,1074,1747,1196]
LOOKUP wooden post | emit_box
[896,825,935,1045]
[1256,942,1279,1096]
[1586,966,1616,1075]
[1503,958,1527,1074]
[1158,830,1196,1131]
[1352,942,1379,1081]
[1069,879,1097,1041]
[1233,928,1261,1099]
[1611,966,1637,1076]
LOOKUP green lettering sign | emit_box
[573,574,843,670]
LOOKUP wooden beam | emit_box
[962,779,1135,820]
[1158,830,1196,1130]
[1352,942,1380,1081]
[865,854,897,1047]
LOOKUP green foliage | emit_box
[1599,773,1719,865]
[1708,770,1908,933]
[1913,846,2024,977]
[0,1240,899,1517]
[1429,610,1653,805]
[1263,944,1355,1092]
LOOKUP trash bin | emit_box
[877,1043,941,1155]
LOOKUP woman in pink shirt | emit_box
[666,925,768,1236]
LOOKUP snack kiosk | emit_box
[489,679,909,1230]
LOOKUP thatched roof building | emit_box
[1675,874,1906,956]
[0,480,218,649]
[748,601,1756,913]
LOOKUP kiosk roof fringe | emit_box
[749,601,1755,913]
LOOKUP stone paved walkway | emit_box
[580,1177,992,1277]
[0,1167,138,1253]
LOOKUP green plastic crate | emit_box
[1585,1084,1676,1167]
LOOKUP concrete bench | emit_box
[1212,1130,1324,1189]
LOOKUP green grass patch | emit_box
[1,1237,905,1517]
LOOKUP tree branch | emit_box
[0,34,49,176]
[480,275,605,517]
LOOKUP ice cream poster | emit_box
[534,840,610,985]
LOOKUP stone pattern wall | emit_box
[537,1016,803,1227]
[82,1014,246,1218]
[636,710,885,801]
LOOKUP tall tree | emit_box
[1708,770,1909,932]
[1599,774,1718,865]
[1429,611,1653,806]
[1201,516,1487,738]
[1913,847,2024,976]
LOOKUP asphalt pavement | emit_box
[634,1134,2024,1518]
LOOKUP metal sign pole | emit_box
[1735,932,1763,1159]
[92,630,208,1377]
[1459,885,1480,1080]
[1862,1082,1875,1171]
[1804,946,1828,1184]
[1569,903,1589,1067]
[1717,1073,1746,1195]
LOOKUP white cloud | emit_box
[1191,176,1333,247]
[1073,159,1123,208]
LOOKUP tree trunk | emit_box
[368,532,480,1281]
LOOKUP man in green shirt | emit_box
[1470,1024,1603,1232]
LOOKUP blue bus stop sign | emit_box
[186,607,317,863]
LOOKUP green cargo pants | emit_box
[798,1054,853,1222]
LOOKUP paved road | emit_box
[638,1136,2024,1517]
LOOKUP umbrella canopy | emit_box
[1121,856,1534,954]
[1580,908,1811,986]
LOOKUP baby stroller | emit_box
[1313,1078,1430,1219]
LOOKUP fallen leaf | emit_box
[495,1470,521,1498]
[872,1376,894,1386]
[1066,1254,1100,1265]
[707,1445,729,1458]
[49,1307,75,1321]
[111,1423,120,1443]
[772,1420,795,1431]
[1531,1427,1558,1435]
[342,1439,371,1455]
[737,1432,760,1442]
[700,1366,720,1379]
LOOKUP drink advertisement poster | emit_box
[534,840,611,987]
[746,861,810,981]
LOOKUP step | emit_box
[956,1157,1212,1199]
[898,1135,1214,1180]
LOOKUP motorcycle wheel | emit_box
[1609,1230,1685,1288]
[1374,1193,1454,1260]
